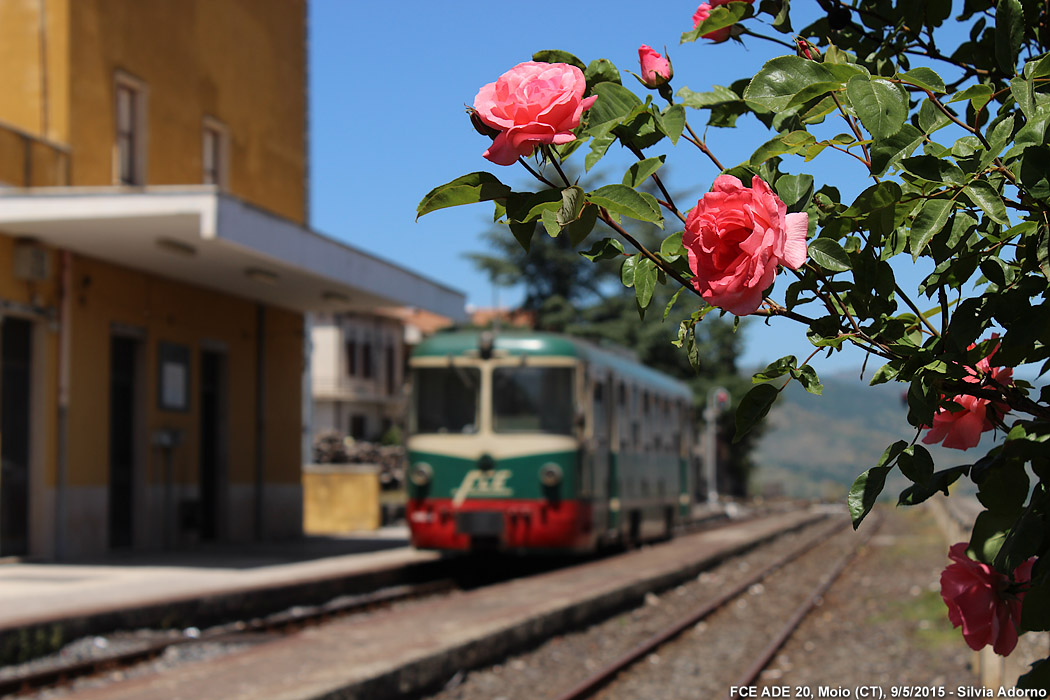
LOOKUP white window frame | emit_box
[113,71,148,186]
[201,116,230,189]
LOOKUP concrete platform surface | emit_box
[61,508,830,700]
[0,526,436,634]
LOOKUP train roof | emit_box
[412,330,693,401]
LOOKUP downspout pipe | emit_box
[254,303,266,541]
[55,250,71,560]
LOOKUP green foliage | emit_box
[424,0,1050,672]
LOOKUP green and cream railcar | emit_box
[405,331,694,552]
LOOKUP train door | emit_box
[0,317,31,556]
[606,378,622,535]
[589,375,610,532]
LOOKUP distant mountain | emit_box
[751,369,984,500]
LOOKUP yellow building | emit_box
[0,0,464,559]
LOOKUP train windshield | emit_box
[493,367,574,435]
[412,367,480,434]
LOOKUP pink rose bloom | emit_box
[683,174,808,316]
[692,0,754,43]
[940,542,1034,656]
[638,45,672,88]
[473,61,597,166]
[922,336,1013,451]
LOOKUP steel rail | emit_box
[725,515,881,698]
[550,515,847,700]
[0,578,455,697]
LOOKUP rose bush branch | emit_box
[417,1,1050,682]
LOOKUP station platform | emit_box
[34,507,832,700]
[0,526,441,661]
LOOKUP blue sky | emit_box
[306,2,958,376]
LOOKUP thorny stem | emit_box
[597,210,700,297]
[831,93,872,169]
[543,146,574,188]
[894,283,941,337]
[517,157,557,189]
[684,121,726,171]
[626,143,688,225]
[739,27,796,51]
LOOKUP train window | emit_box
[493,367,574,434]
[411,367,479,434]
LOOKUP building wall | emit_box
[65,0,307,223]
[310,313,406,442]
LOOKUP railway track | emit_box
[548,516,876,700]
[0,578,456,698]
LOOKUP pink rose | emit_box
[473,61,597,166]
[692,0,754,43]
[638,45,672,88]
[922,336,1013,451]
[683,174,808,316]
[940,542,1034,656]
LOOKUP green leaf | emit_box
[565,204,598,247]
[845,76,908,139]
[970,510,1015,564]
[949,84,994,112]
[556,186,585,227]
[1021,580,1050,632]
[634,257,657,311]
[654,104,685,145]
[791,364,823,395]
[623,156,666,188]
[584,58,621,88]
[509,221,535,253]
[910,198,954,259]
[681,2,750,43]
[621,254,638,288]
[532,50,586,71]
[663,287,685,321]
[417,172,511,219]
[848,466,890,529]
[743,56,864,113]
[660,231,685,259]
[586,131,616,172]
[753,355,796,382]
[580,237,626,262]
[1018,659,1050,691]
[588,184,664,226]
[897,465,968,506]
[775,174,814,211]
[995,0,1024,74]
[808,238,851,272]
[870,125,924,176]
[749,130,816,165]
[733,383,778,443]
[586,82,643,130]
[541,208,561,237]
[677,85,741,109]
[900,67,946,93]
[897,445,934,485]
[899,155,966,185]
[963,181,1010,226]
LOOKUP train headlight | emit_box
[539,462,563,487]
[409,462,433,487]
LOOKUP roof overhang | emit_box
[0,187,467,320]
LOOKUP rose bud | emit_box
[795,37,820,61]
[692,0,755,43]
[466,107,501,139]
[638,45,672,88]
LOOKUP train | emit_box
[405,330,698,553]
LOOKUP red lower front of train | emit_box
[406,498,594,552]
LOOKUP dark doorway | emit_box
[109,336,139,548]
[199,350,226,541]
[1,318,32,556]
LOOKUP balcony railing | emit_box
[0,120,70,187]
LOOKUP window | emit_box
[114,73,146,185]
[493,367,574,435]
[346,340,357,377]
[385,345,396,395]
[362,343,373,379]
[202,117,228,187]
[412,367,479,434]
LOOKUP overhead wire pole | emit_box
[704,387,730,505]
